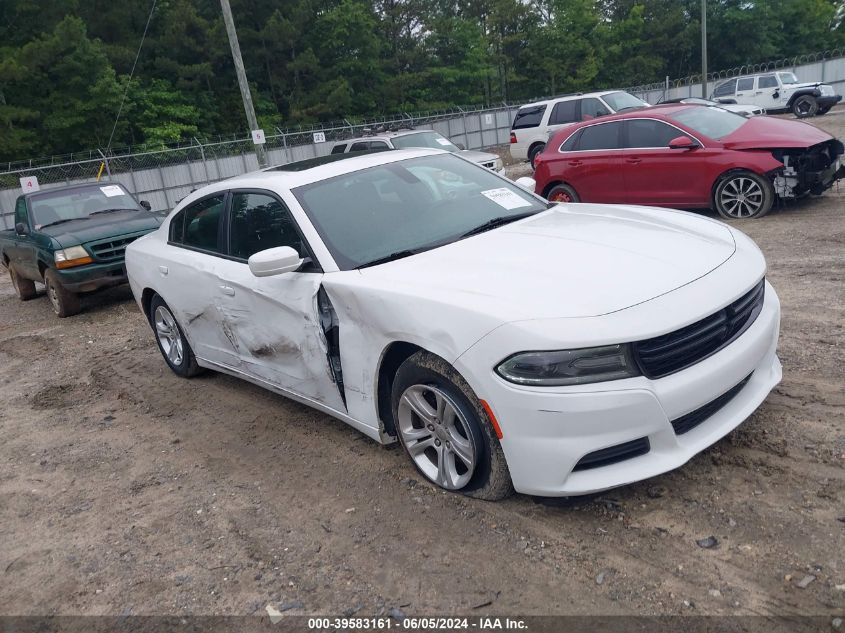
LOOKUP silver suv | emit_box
[330,129,505,175]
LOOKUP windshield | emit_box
[669,106,747,140]
[29,184,142,228]
[602,91,648,112]
[391,131,459,152]
[778,72,799,85]
[293,154,546,270]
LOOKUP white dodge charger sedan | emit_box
[126,148,781,500]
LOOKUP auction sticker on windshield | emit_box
[100,185,124,197]
[481,187,532,210]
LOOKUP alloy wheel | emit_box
[396,384,477,490]
[154,305,184,366]
[719,177,764,218]
[47,281,60,314]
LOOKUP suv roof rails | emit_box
[360,123,415,137]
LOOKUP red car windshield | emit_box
[668,106,747,140]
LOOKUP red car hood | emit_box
[721,116,833,150]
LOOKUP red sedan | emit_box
[532,104,844,219]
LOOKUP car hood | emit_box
[356,205,736,321]
[459,149,499,164]
[39,210,161,248]
[721,115,833,150]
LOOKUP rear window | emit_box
[512,105,546,129]
[578,122,622,151]
[669,106,746,140]
[331,144,347,154]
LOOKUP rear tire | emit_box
[714,171,774,219]
[391,351,512,501]
[44,269,81,317]
[792,95,819,118]
[529,143,545,169]
[546,183,580,203]
[149,294,203,378]
[9,265,37,301]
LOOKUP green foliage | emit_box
[0,0,843,161]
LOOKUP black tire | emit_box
[713,171,774,219]
[149,294,203,378]
[546,183,580,203]
[792,95,819,118]
[818,106,831,115]
[44,269,81,317]
[391,351,513,501]
[528,143,545,169]
[9,265,37,301]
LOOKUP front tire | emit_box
[714,171,774,219]
[391,351,512,501]
[149,295,203,378]
[818,106,831,115]
[9,265,37,301]
[44,269,80,317]
[792,95,819,118]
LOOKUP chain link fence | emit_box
[0,104,520,228]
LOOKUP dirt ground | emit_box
[0,109,843,621]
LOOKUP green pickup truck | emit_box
[0,182,161,317]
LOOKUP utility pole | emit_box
[701,0,708,98]
[220,0,267,168]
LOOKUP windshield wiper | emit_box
[357,249,418,269]
[39,217,91,228]
[460,212,536,239]
[88,207,138,216]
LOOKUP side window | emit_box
[179,195,225,253]
[713,79,737,98]
[758,74,778,89]
[559,129,581,152]
[229,192,306,261]
[625,119,683,148]
[349,141,370,152]
[580,98,611,120]
[14,198,28,226]
[368,141,389,150]
[511,105,547,129]
[330,144,347,154]
[549,100,577,125]
[736,77,754,91]
[577,122,622,151]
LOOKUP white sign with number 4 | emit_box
[20,176,40,193]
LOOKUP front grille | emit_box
[671,373,752,435]
[573,437,650,471]
[87,235,142,261]
[633,280,765,378]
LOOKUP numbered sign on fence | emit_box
[313,132,326,144]
[484,113,493,125]
[20,176,39,193]
[251,129,266,145]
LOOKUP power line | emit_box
[106,0,157,150]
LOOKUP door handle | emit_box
[626,157,642,164]
[158,265,168,276]
[755,91,762,95]
[219,285,235,296]
[567,160,583,167]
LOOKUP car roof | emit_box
[333,128,439,144]
[517,90,628,109]
[178,148,445,207]
[22,181,129,199]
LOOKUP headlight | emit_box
[54,245,93,269]
[496,344,640,386]
[820,85,834,96]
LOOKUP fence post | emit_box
[457,107,469,150]
[194,137,211,184]
[96,149,112,180]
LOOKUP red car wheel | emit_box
[547,184,580,203]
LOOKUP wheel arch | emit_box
[541,179,578,198]
[141,287,157,324]
[710,166,768,204]
[786,88,821,108]
[376,341,424,437]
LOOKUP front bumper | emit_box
[818,95,842,109]
[456,282,781,497]
[54,260,127,293]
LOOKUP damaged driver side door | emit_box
[211,190,346,412]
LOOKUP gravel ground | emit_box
[0,109,843,620]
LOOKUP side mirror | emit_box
[248,246,303,277]
[15,222,28,235]
[140,200,152,211]
[668,136,700,150]
[515,177,536,192]
[455,143,466,150]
